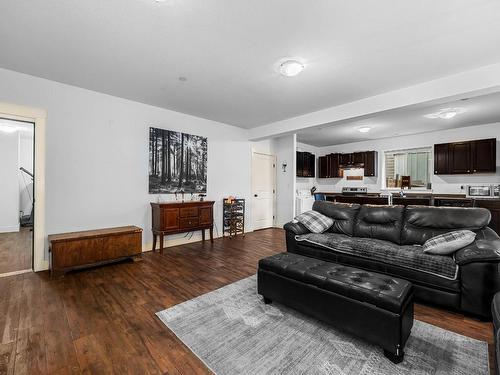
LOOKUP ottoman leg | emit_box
[263,297,272,304]
[384,347,404,364]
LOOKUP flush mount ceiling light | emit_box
[357,126,372,133]
[424,107,466,120]
[0,124,18,133]
[279,60,304,77]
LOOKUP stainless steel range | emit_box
[341,187,368,196]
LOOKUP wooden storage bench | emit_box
[48,226,143,276]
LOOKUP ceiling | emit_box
[1,1,500,128]
[296,91,500,146]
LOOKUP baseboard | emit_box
[142,228,254,252]
[0,225,20,233]
[0,269,32,278]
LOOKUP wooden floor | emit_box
[0,228,493,374]
[0,228,32,275]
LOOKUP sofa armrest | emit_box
[455,238,500,265]
[283,221,310,236]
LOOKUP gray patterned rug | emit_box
[156,275,489,375]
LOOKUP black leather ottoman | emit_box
[258,252,414,363]
[492,293,500,374]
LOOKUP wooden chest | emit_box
[48,226,143,276]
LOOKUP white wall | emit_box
[272,134,296,227]
[312,122,500,194]
[0,130,20,232]
[0,68,254,258]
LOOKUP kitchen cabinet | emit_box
[472,138,496,173]
[318,151,377,178]
[327,153,341,178]
[434,143,449,175]
[434,138,496,175]
[339,153,352,166]
[434,198,473,207]
[318,153,340,178]
[449,141,472,174]
[363,151,377,177]
[296,151,315,177]
[474,199,500,235]
[318,156,328,178]
[393,197,431,206]
[353,152,365,164]
[338,152,364,166]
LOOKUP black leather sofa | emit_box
[492,293,500,374]
[284,201,500,318]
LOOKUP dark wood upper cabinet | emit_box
[318,156,328,178]
[363,151,377,177]
[327,153,341,178]
[434,143,449,175]
[472,138,496,173]
[449,141,472,174]
[296,151,315,177]
[434,138,496,175]
[318,151,376,178]
[352,152,365,164]
[339,153,352,166]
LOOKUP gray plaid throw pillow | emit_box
[294,210,333,233]
[422,230,476,255]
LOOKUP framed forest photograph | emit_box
[149,127,207,194]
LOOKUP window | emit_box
[384,147,431,188]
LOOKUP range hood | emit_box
[340,163,364,169]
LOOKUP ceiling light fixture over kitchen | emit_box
[278,60,305,77]
[424,107,466,120]
[357,126,372,133]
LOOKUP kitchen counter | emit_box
[317,192,468,199]
[314,192,499,234]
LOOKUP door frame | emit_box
[0,101,47,272]
[250,150,276,230]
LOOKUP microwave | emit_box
[466,185,500,198]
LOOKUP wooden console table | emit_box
[150,201,215,253]
[48,226,143,276]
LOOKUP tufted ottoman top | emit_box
[259,252,412,314]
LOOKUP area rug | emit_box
[156,275,489,375]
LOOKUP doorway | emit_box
[251,151,276,230]
[0,118,34,276]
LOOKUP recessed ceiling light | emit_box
[279,60,304,77]
[357,127,371,133]
[424,107,466,120]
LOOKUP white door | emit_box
[251,152,276,230]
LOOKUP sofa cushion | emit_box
[312,201,361,236]
[354,205,405,244]
[296,232,459,280]
[401,206,491,245]
[294,210,333,233]
[422,230,476,255]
